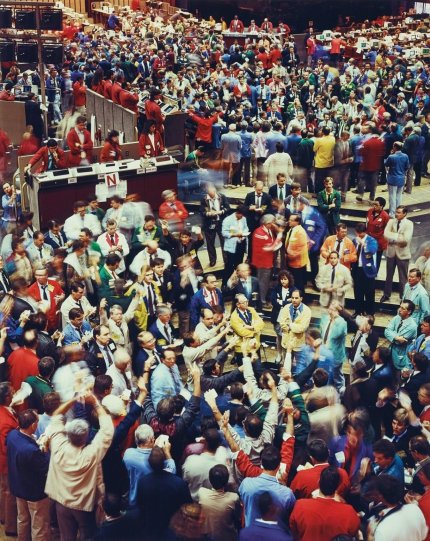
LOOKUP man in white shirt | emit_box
[60,281,95,327]
[64,200,102,241]
[371,474,427,541]
[26,231,54,269]
[97,219,129,274]
[106,347,133,397]
[130,240,171,276]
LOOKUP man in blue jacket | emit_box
[7,409,50,541]
[385,141,409,217]
[351,223,379,316]
[239,121,253,186]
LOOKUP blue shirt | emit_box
[385,151,410,186]
[240,130,253,158]
[239,473,295,527]
[123,447,176,505]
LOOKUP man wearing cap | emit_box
[25,140,67,174]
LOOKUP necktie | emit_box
[397,220,401,232]
[56,234,63,247]
[76,300,83,310]
[110,234,116,245]
[0,271,8,292]
[420,338,426,351]
[279,187,284,200]
[147,285,155,315]
[285,228,293,250]
[211,290,217,306]
[39,248,43,259]
[330,266,336,285]
[104,346,113,367]
[122,372,131,390]
[349,331,362,361]
[335,240,342,254]
[356,243,362,262]
[41,285,49,301]
[323,320,332,343]
[397,320,403,333]
[77,326,83,339]
[242,280,249,298]
[164,324,172,343]
[256,195,261,208]
[292,308,298,321]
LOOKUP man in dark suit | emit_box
[401,352,430,416]
[268,173,291,212]
[162,228,204,272]
[200,184,231,268]
[151,257,174,304]
[133,330,162,378]
[227,262,261,310]
[6,410,50,540]
[172,255,200,336]
[189,274,224,330]
[24,93,44,141]
[244,181,272,232]
[86,324,117,376]
[351,223,379,316]
[44,220,68,250]
[148,304,176,349]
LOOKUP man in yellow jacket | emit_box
[230,294,265,362]
[285,213,309,293]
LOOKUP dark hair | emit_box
[38,356,55,378]
[244,413,263,438]
[148,446,166,472]
[72,239,86,252]
[204,428,221,452]
[230,382,244,401]
[172,395,186,414]
[319,465,341,496]
[308,439,329,462]
[209,464,229,490]
[202,358,218,376]
[257,491,274,517]
[355,222,366,233]
[17,409,38,430]
[70,281,85,292]
[42,391,61,415]
[414,352,428,372]
[410,435,430,455]
[376,474,404,505]
[261,445,281,471]
[377,346,391,365]
[373,439,395,458]
[401,299,415,314]
[0,382,12,406]
[94,374,113,396]
[156,397,175,422]
[105,253,121,266]
[278,269,294,286]
[313,368,329,387]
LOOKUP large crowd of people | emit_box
[0,2,430,541]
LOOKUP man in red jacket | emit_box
[251,214,278,307]
[7,329,40,392]
[28,267,65,332]
[145,88,165,133]
[366,196,390,270]
[111,76,124,104]
[72,75,86,114]
[119,82,139,113]
[229,15,244,32]
[26,139,67,173]
[66,116,93,167]
[290,466,360,541]
[290,439,350,499]
[187,108,219,150]
[356,126,385,202]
